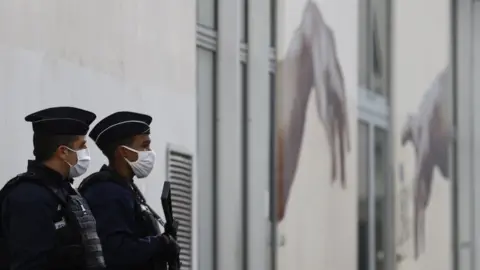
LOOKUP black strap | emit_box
[77,171,112,195]
[131,183,165,226]
[0,172,68,206]
[79,171,165,227]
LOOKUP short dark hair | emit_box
[33,133,79,162]
[102,137,135,163]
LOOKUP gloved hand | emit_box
[157,233,180,262]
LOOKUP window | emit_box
[374,127,388,270]
[240,0,248,42]
[358,0,390,99]
[197,0,216,29]
[269,0,276,47]
[357,121,370,270]
[357,0,392,269]
[357,120,390,270]
[269,0,277,74]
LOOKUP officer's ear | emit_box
[114,136,138,162]
[116,145,137,162]
[56,145,70,160]
[116,145,128,159]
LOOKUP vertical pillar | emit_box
[455,0,474,269]
[216,0,242,269]
[246,0,270,269]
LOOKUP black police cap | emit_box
[89,111,152,151]
[25,106,96,135]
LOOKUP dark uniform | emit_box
[78,112,176,270]
[0,107,105,270]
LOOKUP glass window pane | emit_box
[357,121,370,270]
[270,0,276,47]
[374,128,387,198]
[458,248,472,270]
[357,0,390,99]
[240,0,248,42]
[197,47,215,95]
[358,0,369,88]
[370,0,389,98]
[374,127,388,270]
[358,121,370,207]
[241,63,247,93]
[197,0,216,29]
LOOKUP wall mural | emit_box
[275,0,350,222]
[400,68,452,259]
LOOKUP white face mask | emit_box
[122,146,156,178]
[65,147,91,178]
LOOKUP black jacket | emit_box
[0,161,85,270]
[79,165,165,270]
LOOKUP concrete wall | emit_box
[0,0,197,265]
[273,0,453,269]
[391,0,452,269]
[274,0,358,269]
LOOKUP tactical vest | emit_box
[0,172,105,270]
[130,182,163,235]
[79,171,166,270]
[79,171,163,237]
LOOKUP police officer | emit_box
[78,111,179,270]
[0,106,105,270]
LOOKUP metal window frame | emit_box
[357,88,390,270]
[358,87,389,128]
[357,0,394,269]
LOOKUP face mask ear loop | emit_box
[122,145,139,153]
[122,145,140,163]
[63,146,77,168]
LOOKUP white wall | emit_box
[0,0,197,264]
[273,0,454,269]
[391,0,452,269]
[275,0,358,269]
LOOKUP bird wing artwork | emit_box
[275,0,350,222]
[400,68,452,259]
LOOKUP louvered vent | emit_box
[166,145,193,270]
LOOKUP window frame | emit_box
[357,0,394,269]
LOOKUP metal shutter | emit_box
[166,144,193,270]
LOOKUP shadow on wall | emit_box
[400,68,453,259]
[275,0,350,222]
